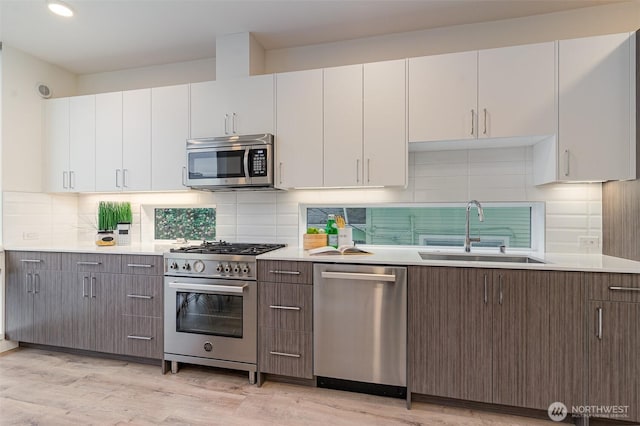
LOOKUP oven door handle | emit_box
[168,282,246,294]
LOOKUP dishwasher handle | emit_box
[320,271,396,282]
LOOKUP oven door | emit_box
[164,277,256,364]
[186,146,250,187]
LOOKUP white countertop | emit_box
[257,246,640,274]
[3,243,171,256]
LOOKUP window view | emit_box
[306,205,532,249]
[155,208,216,241]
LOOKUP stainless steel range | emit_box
[163,241,284,383]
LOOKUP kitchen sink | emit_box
[418,252,545,264]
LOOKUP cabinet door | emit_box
[408,267,492,402]
[275,69,323,188]
[479,42,556,139]
[559,32,632,181]
[122,89,152,191]
[408,51,477,142]
[151,84,189,191]
[5,263,32,342]
[32,270,65,346]
[95,92,123,192]
[73,273,94,350]
[93,273,122,354]
[190,80,226,138]
[227,74,275,135]
[69,95,96,192]
[363,59,407,187]
[324,64,363,187]
[589,301,640,423]
[44,98,70,192]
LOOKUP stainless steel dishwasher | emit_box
[313,263,407,396]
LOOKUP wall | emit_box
[1,44,76,193]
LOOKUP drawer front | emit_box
[118,315,163,359]
[121,275,163,317]
[259,282,312,332]
[61,253,121,273]
[6,251,61,271]
[257,260,312,284]
[121,255,163,276]
[589,273,640,302]
[259,328,312,379]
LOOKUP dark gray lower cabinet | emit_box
[408,266,585,411]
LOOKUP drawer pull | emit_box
[609,286,640,292]
[77,261,101,266]
[269,270,301,276]
[20,259,42,263]
[127,335,153,341]
[269,351,301,358]
[127,294,153,299]
[269,305,301,311]
[127,263,153,268]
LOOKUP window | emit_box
[305,204,540,250]
[154,207,216,241]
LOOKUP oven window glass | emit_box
[176,292,243,338]
[189,150,245,179]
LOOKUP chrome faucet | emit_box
[465,200,485,253]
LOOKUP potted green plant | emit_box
[97,201,132,246]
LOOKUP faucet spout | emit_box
[465,200,484,253]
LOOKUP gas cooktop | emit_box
[169,240,285,256]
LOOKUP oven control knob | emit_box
[232,264,240,273]
[215,264,223,273]
[169,262,178,270]
[223,264,231,273]
[203,341,213,352]
[193,260,205,273]
[182,263,191,271]
[241,264,250,274]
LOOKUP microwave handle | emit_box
[244,149,250,179]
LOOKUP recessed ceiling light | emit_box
[47,0,74,18]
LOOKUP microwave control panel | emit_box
[249,149,268,177]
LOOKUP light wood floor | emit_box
[0,348,553,425]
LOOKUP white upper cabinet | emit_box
[151,84,189,191]
[44,96,95,193]
[95,92,123,191]
[190,74,274,138]
[324,64,364,187]
[409,51,477,142]
[557,32,634,182]
[69,95,96,192]
[478,42,556,139]
[364,59,407,187]
[44,98,70,192]
[122,89,152,191]
[408,42,556,143]
[276,69,323,189]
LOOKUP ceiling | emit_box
[0,0,625,75]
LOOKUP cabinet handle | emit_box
[116,169,121,188]
[77,261,101,266]
[269,305,301,311]
[127,263,153,268]
[127,294,153,299]
[34,273,40,294]
[269,351,301,358]
[70,171,75,189]
[279,162,283,185]
[224,113,229,135]
[498,275,503,305]
[63,171,68,189]
[182,166,187,186]
[564,149,570,177]
[26,273,32,294]
[608,286,640,292]
[232,112,237,134]
[483,108,488,135]
[356,159,360,183]
[20,259,42,263]
[82,276,89,298]
[91,276,96,298]
[268,270,301,276]
[127,335,153,341]
[123,169,129,188]
[367,158,371,183]
[596,307,603,340]
[483,273,488,304]
[471,109,475,136]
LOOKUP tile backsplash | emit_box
[2,147,602,254]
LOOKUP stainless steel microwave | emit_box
[185,134,274,190]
